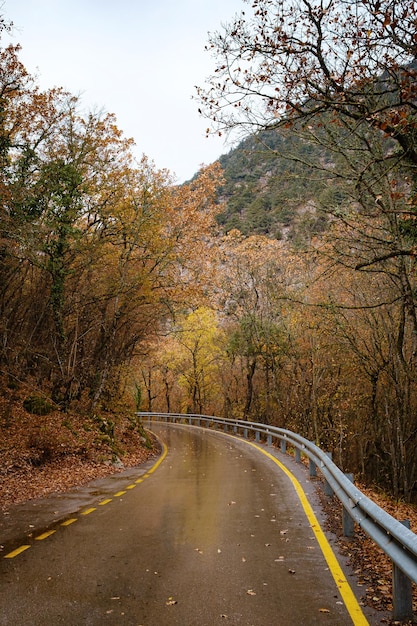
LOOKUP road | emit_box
[0,423,370,625]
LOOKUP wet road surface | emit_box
[0,423,368,625]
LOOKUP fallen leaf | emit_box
[166,597,178,606]
[247,589,256,595]
[288,569,296,574]
[319,608,330,613]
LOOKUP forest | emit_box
[2,1,417,504]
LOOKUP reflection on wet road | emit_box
[0,423,366,625]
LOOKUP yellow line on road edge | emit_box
[147,442,168,473]
[243,439,369,626]
[4,545,31,559]
[81,507,96,516]
[35,530,56,541]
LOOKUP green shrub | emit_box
[23,395,54,415]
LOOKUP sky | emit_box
[3,0,246,183]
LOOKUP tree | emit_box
[0,36,226,411]
[197,0,417,164]
[197,0,417,265]
[162,161,224,306]
[217,231,290,420]
[313,262,417,499]
[173,307,225,414]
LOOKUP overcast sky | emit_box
[3,0,245,183]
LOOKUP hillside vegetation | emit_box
[216,130,330,244]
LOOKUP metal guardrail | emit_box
[137,411,417,621]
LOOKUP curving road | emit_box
[0,423,371,625]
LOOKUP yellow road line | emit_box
[81,507,96,516]
[35,530,56,541]
[243,438,369,626]
[3,442,169,560]
[147,442,168,473]
[4,545,31,559]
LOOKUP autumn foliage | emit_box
[0,26,223,460]
[3,4,417,505]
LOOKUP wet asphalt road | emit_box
[0,423,365,625]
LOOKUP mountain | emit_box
[215,128,333,246]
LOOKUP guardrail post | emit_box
[224,423,228,432]
[295,447,301,463]
[392,520,413,622]
[280,439,287,454]
[267,433,272,446]
[255,431,260,442]
[342,473,355,537]
[324,453,334,496]
[244,427,248,438]
[233,425,238,434]
[309,458,317,477]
